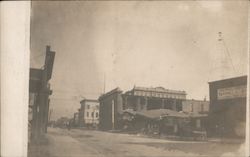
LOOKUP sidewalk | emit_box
[207,138,245,144]
[28,135,51,157]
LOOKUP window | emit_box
[147,92,150,96]
[91,112,94,118]
[201,104,204,112]
[96,112,99,118]
[87,105,90,109]
[86,112,89,117]
[196,119,201,128]
[142,92,146,96]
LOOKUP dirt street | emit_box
[29,127,244,157]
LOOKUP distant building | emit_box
[182,99,209,114]
[55,117,70,128]
[208,75,247,138]
[98,86,187,131]
[73,111,79,127]
[123,86,187,111]
[79,99,99,127]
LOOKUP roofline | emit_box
[208,75,247,84]
[80,99,99,104]
[129,86,187,94]
[183,99,209,102]
[99,87,123,100]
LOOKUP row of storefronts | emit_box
[97,76,247,139]
[68,75,247,140]
[98,86,209,138]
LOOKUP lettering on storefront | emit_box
[217,85,246,100]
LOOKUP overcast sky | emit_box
[30,1,248,120]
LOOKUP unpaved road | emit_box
[29,127,244,157]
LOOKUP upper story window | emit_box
[86,112,89,117]
[96,105,99,110]
[87,105,90,109]
[96,112,99,118]
[201,104,204,112]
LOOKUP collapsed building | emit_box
[122,109,207,139]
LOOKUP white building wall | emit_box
[83,101,99,124]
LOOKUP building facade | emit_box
[98,86,187,131]
[182,99,209,114]
[79,99,99,127]
[123,86,187,111]
[208,75,247,138]
[98,88,123,130]
[29,46,55,143]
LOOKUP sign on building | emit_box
[217,85,246,100]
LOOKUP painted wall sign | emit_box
[217,85,247,100]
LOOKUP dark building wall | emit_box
[208,75,247,138]
[99,88,123,130]
[78,107,84,127]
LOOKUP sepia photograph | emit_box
[9,1,249,157]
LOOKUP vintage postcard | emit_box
[1,1,249,157]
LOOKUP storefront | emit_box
[208,75,247,138]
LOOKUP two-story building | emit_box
[123,86,187,111]
[79,99,99,128]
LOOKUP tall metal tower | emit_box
[209,32,237,81]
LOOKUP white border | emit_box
[1,2,30,156]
